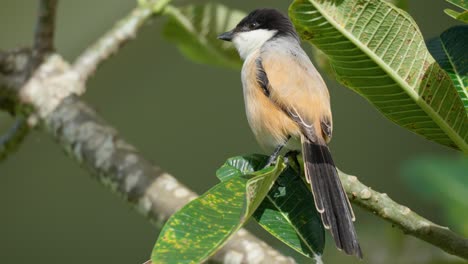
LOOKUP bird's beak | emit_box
[218,30,234,42]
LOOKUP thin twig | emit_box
[339,170,468,259]
[0,117,29,161]
[32,0,58,68]
[73,0,170,82]
[0,0,58,163]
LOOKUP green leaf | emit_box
[447,0,468,9]
[311,0,409,77]
[163,4,243,69]
[289,0,468,152]
[401,156,468,235]
[151,157,285,264]
[459,11,468,22]
[445,0,468,23]
[216,154,266,182]
[216,155,325,257]
[427,25,468,112]
[253,167,326,258]
[445,9,468,23]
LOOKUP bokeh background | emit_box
[0,0,466,263]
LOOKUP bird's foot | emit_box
[284,150,301,175]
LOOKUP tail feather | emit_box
[302,137,362,258]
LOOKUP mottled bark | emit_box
[340,170,468,259]
[46,96,295,264]
[0,0,466,262]
[0,0,296,261]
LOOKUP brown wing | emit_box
[258,46,362,257]
[258,46,333,142]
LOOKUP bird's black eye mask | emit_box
[218,8,299,42]
[233,9,299,39]
[235,15,263,32]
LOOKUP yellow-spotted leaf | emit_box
[290,0,468,152]
[151,157,285,264]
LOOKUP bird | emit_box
[218,8,362,258]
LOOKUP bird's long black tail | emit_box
[302,137,362,258]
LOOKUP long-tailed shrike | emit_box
[218,8,362,258]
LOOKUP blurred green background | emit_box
[0,0,466,263]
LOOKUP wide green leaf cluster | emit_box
[152,155,324,263]
[151,156,284,263]
[289,0,467,152]
[151,0,468,262]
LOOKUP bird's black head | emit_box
[218,8,299,42]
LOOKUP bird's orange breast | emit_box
[242,52,302,151]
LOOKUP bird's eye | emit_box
[249,22,259,29]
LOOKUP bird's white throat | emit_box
[233,29,277,60]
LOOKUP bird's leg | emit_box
[264,136,291,168]
[264,145,284,168]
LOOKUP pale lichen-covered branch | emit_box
[1,53,295,264]
[73,1,167,82]
[1,0,466,262]
[46,94,295,264]
[0,0,295,262]
[339,170,468,259]
[0,0,58,162]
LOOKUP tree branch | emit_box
[45,94,295,264]
[0,48,32,111]
[32,0,58,68]
[0,117,29,161]
[339,170,468,259]
[72,0,170,82]
[13,53,295,264]
[1,0,466,262]
[0,0,295,261]
[6,54,467,262]
[0,0,58,162]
